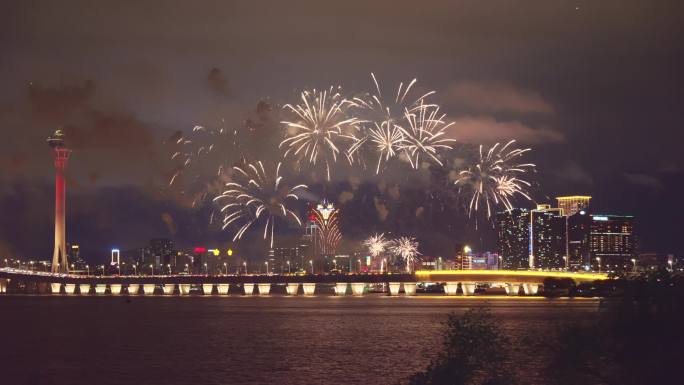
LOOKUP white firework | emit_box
[363,233,390,258]
[349,73,436,173]
[398,102,455,169]
[454,140,535,218]
[213,161,307,248]
[390,236,420,273]
[280,86,361,180]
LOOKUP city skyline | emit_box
[1,1,682,261]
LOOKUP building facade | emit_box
[496,208,530,269]
[589,214,635,270]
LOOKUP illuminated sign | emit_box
[227,249,233,256]
[593,216,608,221]
[194,247,207,253]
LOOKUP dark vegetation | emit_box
[408,269,684,385]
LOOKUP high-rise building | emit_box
[567,210,591,269]
[556,196,591,216]
[589,214,635,270]
[496,208,530,269]
[530,204,567,269]
[150,238,174,267]
[48,128,71,273]
[311,200,341,257]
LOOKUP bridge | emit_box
[0,268,607,296]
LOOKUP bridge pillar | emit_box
[162,284,175,295]
[79,284,91,295]
[257,283,271,295]
[444,282,459,295]
[127,284,139,295]
[351,282,365,296]
[110,284,123,295]
[505,283,521,296]
[243,283,255,295]
[179,284,191,295]
[51,283,62,294]
[202,283,214,295]
[461,282,476,296]
[0,278,8,293]
[64,283,76,294]
[142,284,156,295]
[335,283,348,295]
[523,283,539,295]
[403,283,417,296]
[95,284,107,295]
[217,284,229,295]
[286,283,300,295]
[388,282,401,296]
[302,283,316,295]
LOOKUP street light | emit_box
[357,259,362,273]
[595,257,601,273]
[203,262,208,275]
[309,259,313,274]
[131,264,136,276]
[86,265,90,275]
[101,265,106,276]
[118,263,122,275]
[333,259,337,272]
[668,259,673,272]
[223,262,228,275]
[631,258,637,273]
[287,260,291,274]
[562,256,568,270]
[185,263,189,273]
[243,261,247,274]
[149,264,154,276]
[264,261,269,275]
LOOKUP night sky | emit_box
[1,1,682,263]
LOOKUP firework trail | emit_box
[454,140,535,218]
[350,73,442,174]
[212,161,307,248]
[363,233,390,258]
[390,236,420,273]
[398,102,455,169]
[168,124,239,207]
[280,86,361,180]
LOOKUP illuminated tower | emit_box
[312,200,341,256]
[48,128,71,273]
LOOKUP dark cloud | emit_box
[444,81,554,115]
[446,117,564,144]
[207,68,229,97]
[623,173,664,191]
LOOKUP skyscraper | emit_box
[530,205,566,269]
[589,214,635,270]
[496,208,530,269]
[48,128,71,273]
[567,210,592,269]
[556,196,591,216]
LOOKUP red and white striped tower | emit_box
[47,128,71,273]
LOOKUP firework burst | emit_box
[363,233,390,258]
[348,73,437,174]
[280,86,361,180]
[398,102,455,169]
[212,161,307,248]
[390,236,420,273]
[454,140,535,218]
